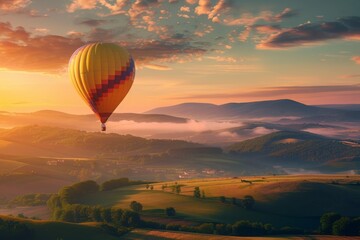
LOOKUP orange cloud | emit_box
[352,56,360,64]
[0,0,31,11]
[0,22,84,72]
[67,0,97,12]
[144,64,172,71]
[195,0,211,15]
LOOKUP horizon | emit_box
[1,0,360,114]
[1,98,359,115]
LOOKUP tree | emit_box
[193,187,201,198]
[215,224,229,235]
[197,223,214,234]
[320,212,341,234]
[101,178,129,191]
[219,196,226,203]
[175,185,181,194]
[111,208,123,225]
[242,195,255,209]
[0,219,34,240]
[100,208,112,222]
[130,201,143,212]
[232,220,254,236]
[165,207,176,216]
[91,206,102,222]
[332,217,353,236]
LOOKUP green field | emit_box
[79,175,360,230]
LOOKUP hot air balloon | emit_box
[69,43,135,131]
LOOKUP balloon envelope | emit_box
[69,43,135,129]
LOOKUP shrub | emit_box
[165,207,176,216]
[197,223,214,234]
[242,195,255,209]
[129,201,143,212]
[193,187,201,198]
[320,212,341,234]
[166,223,181,231]
[0,218,34,240]
[101,178,129,191]
[332,217,353,236]
[215,224,230,235]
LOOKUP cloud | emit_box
[257,16,360,49]
[238,26,251,42]
[172,84,360,100]
[0,0,31,11]
[78,19,108,27]
[180,6,190,12]
[352,56,360,64]
[125,39,208,65]
[34,28,49,34]
[195,0,211,15]
[207,56,237,63]
[67,0,97,12]
[98,0,129,14]
[273,8,297,21]
[67,0,128,14]
[254,25,281,34]
[0,21,84,72]
[86,26,128,42]
[340,74,360,79]
[208,0,233,19]
[186,0,197,4]
[144,64,172,71]
[211,7,295,26]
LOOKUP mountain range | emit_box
[146,99,360,122]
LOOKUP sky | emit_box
[0,0,359,114]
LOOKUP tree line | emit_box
[47,180,142,229]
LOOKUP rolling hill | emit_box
[146,99,359,120]
[0,125,201,157]
[78,175,360,230]
[227,131,360,170]
[0,110,188,131]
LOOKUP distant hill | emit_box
[316,104,360,111]
[0,110,188,131]
[227,131,360,166]
[146,99,358,120]
[0,125,201,157]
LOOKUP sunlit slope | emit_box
[227,131,360,166]
[79,175,360,230]
[0,125,201,157]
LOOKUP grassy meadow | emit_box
[78,175,360,230]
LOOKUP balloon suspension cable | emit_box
[101,123,106,132]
